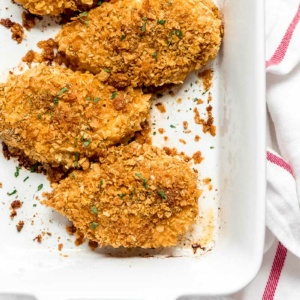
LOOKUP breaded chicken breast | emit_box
[56,0,222,87]
[14,0,95,16]
[43,142,201,248]
[0,65,150,168]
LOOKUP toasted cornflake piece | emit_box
[14,0,96,16]
[43,142,201,248]
[0,65,151,168]
[56,0,222,87]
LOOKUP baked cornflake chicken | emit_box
[0,64,150,168]
[56,0,223,87]
[14,0,96,16]
[43,142,201,248]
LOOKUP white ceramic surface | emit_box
[0,0,265,298]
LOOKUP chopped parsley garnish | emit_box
[37,184,43,192]
[118,193,125,199]
[91,206,98,214]
[157,19,166,25]
[91,222,98,229]
[14,167,20,178]
[153,131,157,135]
[80,11,89,17]
[83,139,91,147]
[98,1,103,5]
[170,125,176,128]
[30,163,39,173]
[120,34,126,40]
[210,146,215,149]
[8,189,17,196]
[157,189,167,199]
[37,114,41,119]
[93,97,100,103]
[153,51,158,61]
[23,176,29,182]
[168,29,183,46]
[202,90,208,95]
[33,204,37,207]
[53,97,59,105]
[74,152,79,167]
[57,87,68,96]
[193,98,198,102]
[111,91,118,99]
[104,68,111,73]
[141,17,147,33]
[135,173,149,189]
[100,179,103,186]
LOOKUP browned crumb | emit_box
[197,99,204,105]
[0,18,24,44]
[193,106,216,136]
[88,240,98,251]
[66,224,77,235]
[58,243,63,251]
[16,220,24,232]
[184,130,191,134]
[192,151,204,164]
[0,182,2,188]
[194,135,201,142]
[10,210,17,219]
[21,12,36,31]
[208,93,213,103]
[134,121,152,145]
[203,178,212,185]
[163,147,178,156]
[177,98,182,104]
[155,102,166,114]
[22,50,36,63]
[198,69,214,91]
[46,232,52,236]
[158,128,165,134]
[37,38,57,61]
[75,230,85,246]
[179,139,186,145]
[164,136,168,141]
[183,121,188,130]
[192,243,205,254]
[11,200,22,211]
[33,234,42,243]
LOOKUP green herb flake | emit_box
[100,179,103,186]
[80,11,89,17]
[158,189,167,199]
[83,139,91,147]
[98,1,103,5]
[104,68,111,73]
[91,222,98,229]
[30,163,39,173]
[118,193,125,199]
[153,131,157,135]
[135,173,149,189]
[170,125,176,128]
[93,97,100,103]
[157,19,166,25]
[37,184,43,192]
[71,173,75,179]
[202,90,208,95]
[33,204,37,207]
[74,152,79,167]
[153,51,158,61]
[111,91,118,99]
[210,146,215,149]
[14,167,20,178]
[91,206,98,214]
[57,87,68,96]
[8,189,17,196]
[141,17,147,33]
[23,176,29,182]
[37,114,41,119]
[193,98,198,102]
[53,97,59,105]
[175,29,183,38]
[120,34,126,40]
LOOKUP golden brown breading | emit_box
[43,142,201,248]
[14,0,96,16]
[56,0,222,87]
[0,65,151,168]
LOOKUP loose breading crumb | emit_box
[33,234,42,243]
[16,220,24,232]
[192,151,204,164]
[158,128,165,134]
[198,69,214,91]
[183,121,188,130]
[179,139,186,145]
[0,18,24,44]
[58,243,63,251]
[0,182,2,188]
[193,106,216,136]
[11,200,22,209]
[43,142,201,248]
[155,102,166,114]
[194,135,201,142]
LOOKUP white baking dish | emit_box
[0,0,265,298]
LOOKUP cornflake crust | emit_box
[0,64,151,168]
[56,0,222,87]
[43,142,201,248]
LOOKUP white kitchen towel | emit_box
[265,0,300,258]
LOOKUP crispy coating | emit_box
[56,0,222,87]
[14,0,96,16]
[0,65,151,168]
[43,142,201,248]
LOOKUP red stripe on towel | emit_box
[266,5,300,68]
[267,151,293,176]
[262,243,287,300]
